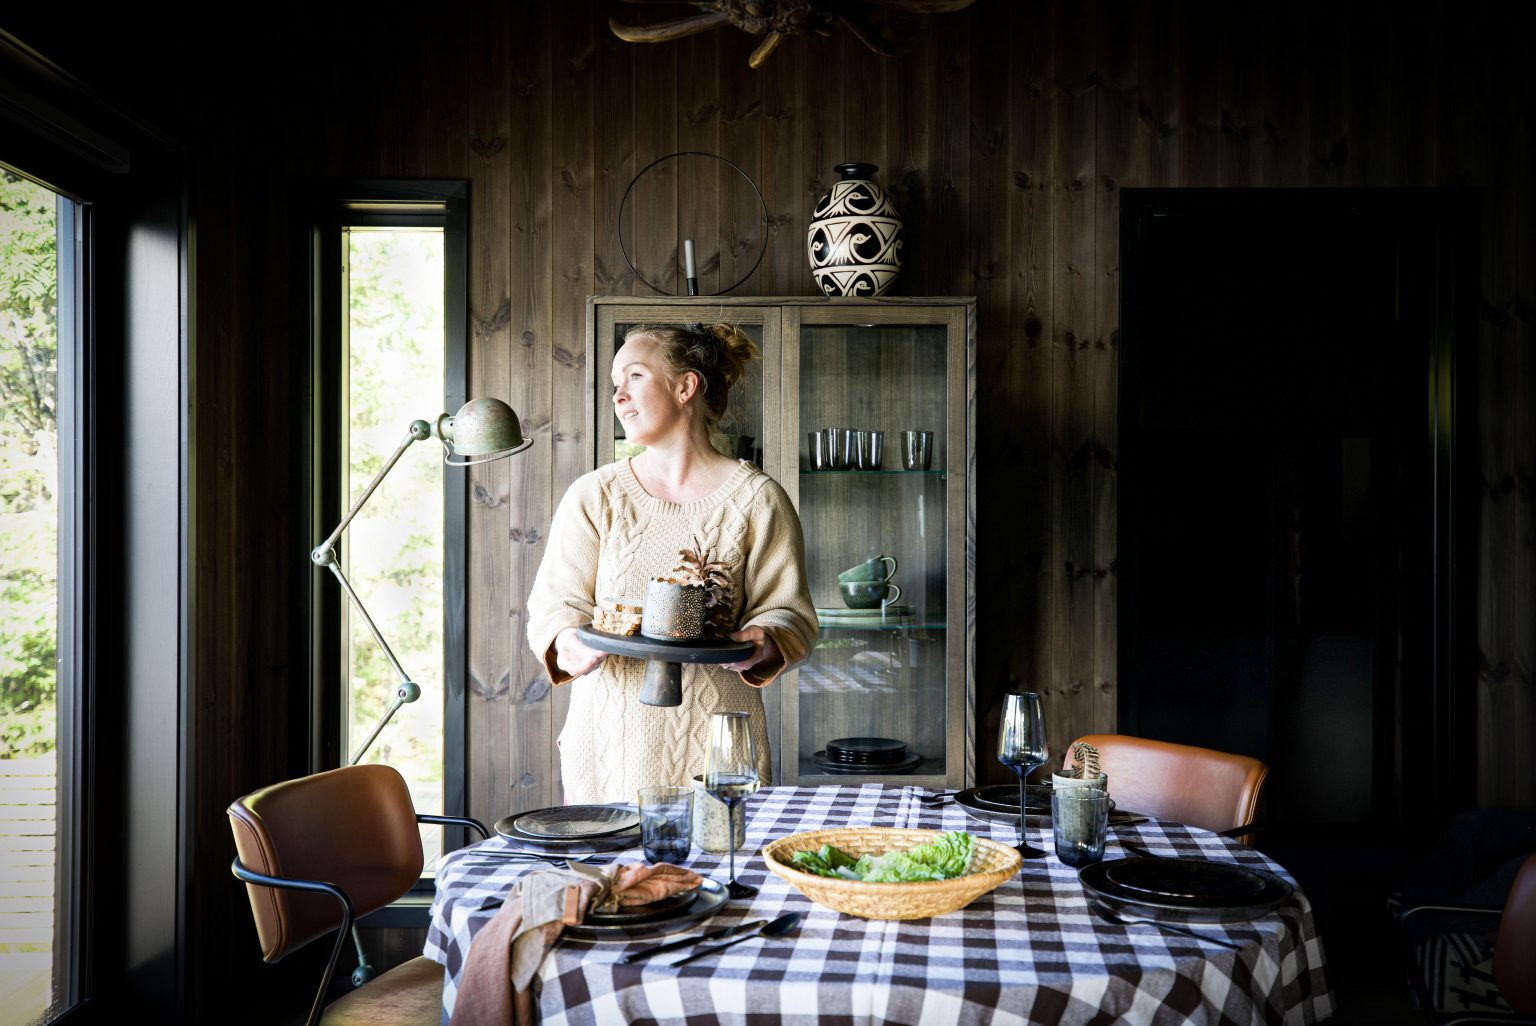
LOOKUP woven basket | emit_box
[762,827,1022,920]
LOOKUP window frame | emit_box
[1,27,190,1020]
[309,181,470,857]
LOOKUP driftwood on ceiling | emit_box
[609,0,978,68]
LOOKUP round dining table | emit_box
[425,783,1335,1025]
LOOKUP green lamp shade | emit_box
[441,397,530,458]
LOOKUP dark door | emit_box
[1117,189,1477,834]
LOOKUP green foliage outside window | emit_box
[0,170,58,759]
[344,229,445,855]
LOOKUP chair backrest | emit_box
[228,763,424,961]
[1065,734,1268,835]
[1494,852,1536,1013]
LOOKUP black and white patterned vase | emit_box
[807,162,904,297]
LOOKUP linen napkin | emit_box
[448,861,703,1026]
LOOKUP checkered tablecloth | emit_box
[424,785,1335,1025]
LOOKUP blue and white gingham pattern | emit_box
[424,785,1335,1025]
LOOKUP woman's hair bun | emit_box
[703,322,759,390]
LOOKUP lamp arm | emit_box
[312,421,435,560]
[311,420,437,766]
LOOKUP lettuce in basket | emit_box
[790,832,977,883]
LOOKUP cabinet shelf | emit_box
[817,621,947,631]
[799,469,946,478]
[588,296,975,789]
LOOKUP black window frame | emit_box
[0,27,190,1023]
[309,180,471,861]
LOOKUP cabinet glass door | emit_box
[785,312,966,787]
[591,305,776,469]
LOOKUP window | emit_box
[0,165,82,1024]
[313,184,468,866]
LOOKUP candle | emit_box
[683,239,697,280]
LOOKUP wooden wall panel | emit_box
[506,2,558,813]
[67,0,1529,1014]
[153,12,1536,1006]
[465,0,517,818]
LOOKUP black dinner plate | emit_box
[564,878,729,938]
[585,886,699,923]
[1080,857,1294,921]
[811,750,922,774]
[513,805,640,839]
[953,785,1050,820]
[825,737,908,761]
[820,750,910,766]
[494,806,641,852]
[971,783,1053,813]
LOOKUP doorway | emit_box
[1118,188,1477,833]
[1117,189,1480,1010]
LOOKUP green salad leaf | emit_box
[790,831,977,883]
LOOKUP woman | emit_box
[526,322,818,804]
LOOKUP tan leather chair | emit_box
[1397,851,1536,1022]
[1064,734,1268,838]
[228,763,486,1026]
[1496,853,1536,1015]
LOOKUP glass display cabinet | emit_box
[588,297,976,788]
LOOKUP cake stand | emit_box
[574,625,754,707]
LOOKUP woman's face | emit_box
[611,334,691,446]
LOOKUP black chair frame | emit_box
[1397,901,1536,1026]
[230,812,487,1026]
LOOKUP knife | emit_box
[617,918,767,964]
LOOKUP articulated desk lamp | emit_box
[311,397,532,765]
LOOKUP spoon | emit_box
[1089,903,1243,950]
[668,911,800,966]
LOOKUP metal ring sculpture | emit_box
[617,151,769,296]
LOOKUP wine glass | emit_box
[704,711,760,898]
[998,691,1049,858]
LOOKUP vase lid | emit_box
[834,162,879,180]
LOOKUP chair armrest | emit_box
[230,857,357,1026]
[417,813,489,841]
[1397,902,1504,926]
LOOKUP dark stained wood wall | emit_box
[20,0,1532,1019]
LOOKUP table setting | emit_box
[425,701,1335,1025]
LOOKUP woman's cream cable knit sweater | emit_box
[526,459,818,804]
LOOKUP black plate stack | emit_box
[811,736,922,774]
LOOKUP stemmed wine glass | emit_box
[704,711,760,898]
[998,691,1050,859]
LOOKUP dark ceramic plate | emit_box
[586,887,699,923]
[954,785,1050,818]
[1103,857,1268,901]
[564,878,729,938]
[811,750,922,774]
[494,806,641,852]
[1080,858,1294,921]
[971,783,1052,813]
[513,805,640,839]
[826,736,908,760]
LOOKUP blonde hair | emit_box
[624,322,759,428]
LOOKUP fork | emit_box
[915,790,959,804]
[453,852,613,869]
[1089,903,1244,950]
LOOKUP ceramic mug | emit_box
[840,579,902,609]
[838,554,897,584]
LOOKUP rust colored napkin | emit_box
[448,861,703,1026]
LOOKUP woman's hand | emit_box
[553,627,607,679]
[723,625,782,674]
